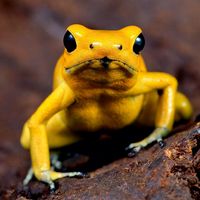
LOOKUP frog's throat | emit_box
[65,59,137,75]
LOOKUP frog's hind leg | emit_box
[175,92,193,121]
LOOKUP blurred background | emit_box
[0,0,199,193]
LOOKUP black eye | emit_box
[133,33,145,54]
[63,31,77,53]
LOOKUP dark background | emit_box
[0,0,199,196]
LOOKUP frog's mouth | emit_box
[65,57,137,84]
[65,57,135,74]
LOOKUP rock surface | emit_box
[0,0,200,199]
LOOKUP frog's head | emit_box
[62,24,145,91]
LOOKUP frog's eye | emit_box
[133,33,145,55]
[63,31,77,53]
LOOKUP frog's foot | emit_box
[125,145,142,157]
[23,157,87,192]
[23,168,86,191]
[37,170,86,191]
[126,127,169,157]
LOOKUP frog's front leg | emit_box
[25,82,83,190]
[126,72,178,156]
[126,127,169,156]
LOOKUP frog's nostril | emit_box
[118,45,123,50]
[89,44,94,49]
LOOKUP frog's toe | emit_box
[157,139,166,148]
[48,170,87,181]
[23,168,34,186]
[127,147,141,157]
[125,144,142,157]
[56,171,87,178]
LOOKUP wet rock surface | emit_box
[0,0,200,199]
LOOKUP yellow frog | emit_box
[21,24,192,190]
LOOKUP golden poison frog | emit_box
[21,24,192,190]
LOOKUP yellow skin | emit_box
[21,24,192,188]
